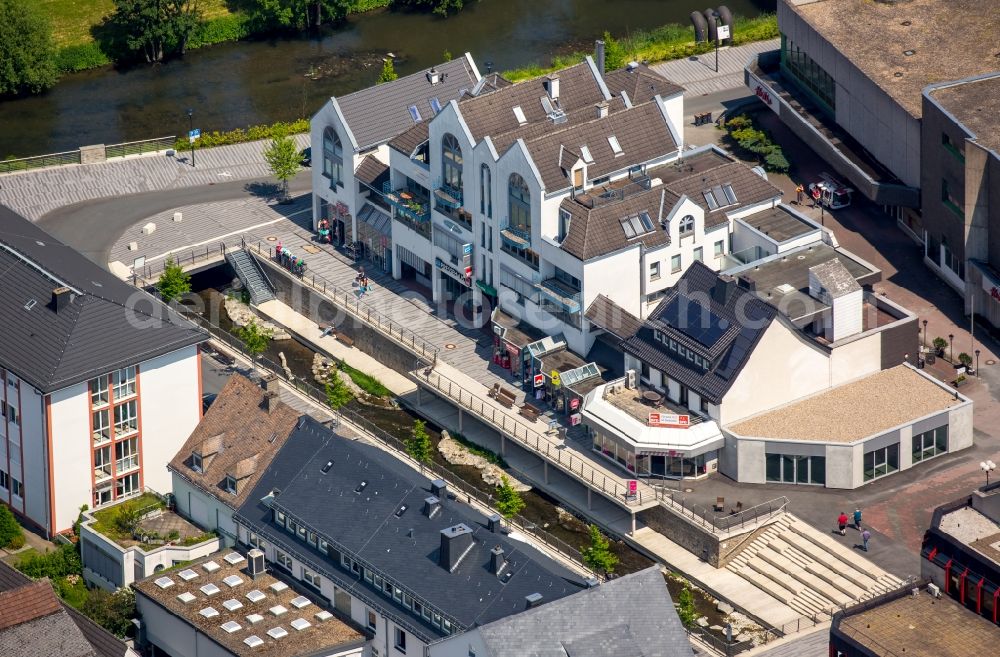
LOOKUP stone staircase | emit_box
[726,513,905,618]
[227,248,275,305]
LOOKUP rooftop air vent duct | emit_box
[490,545,506,575]
[439,524,474,572]
[51,287,72,312]
[247,549,265,579]
[423,496,442,519]
[431,479,447,499]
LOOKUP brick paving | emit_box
[0,134,309,221]
[651,39,779,98]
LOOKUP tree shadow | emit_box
[244,181,282,199]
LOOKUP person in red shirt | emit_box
[837,512,849,536]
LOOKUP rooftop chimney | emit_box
[264,391,280,414]
[423,496,442,519]
[525,592,543,609]
[595,40,606,75]
[431,479,447,500]
[489,545,506,575]
[487,513,502,533]
[262,374,279,394]
[711,276,736,306]
[426,68,440,85]
[51,287,71,312]
[439,524,474,572]
[595,101,609,119]
[546,74,560,101]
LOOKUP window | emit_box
[367,611,377,631]
[714,240,725,257]
[114,400,138,437]
[11,477,22,498]
[394,627,407,654]
[480,164,492,217]
[287,519,297,536]
[442,133,463,193]
[323,127,343,186]
[90,375,109,407]
[912,425,948,462]
[703,190,719,211]
[650,261,661,280]
[308,531,318,548]
[115,472,139,498]
[275,549,293,571]
[553,267,580,290]
[671,254,682,273]
[619,212,654,239]
[115,437,139,473]
[765,454,826,485]
[224,475,237,494]
[780,35,836,110]
[275,510,286,525]
[112,366,136,399]
[863,444,900,482]
[558,208,571,242]
[508,174,531,233]
[607,135,623,155]
[942,132,965,163]
[678,215,695,237]
[0,470,8,491]
[302,567,321,589]
[93,409,110,444]
[190,451,203,472]
[941,178,964,218]
[429,97,442,114]
[3,403,17,426]
[693,246,703,263]
[95,486,112,507]
[488,226,493,253]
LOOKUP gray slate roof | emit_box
[469,567,689,657]
[810,258,862,299]
[585,295,644,340]
[235,417,586,643]
[335,56,479,151]
[0,205,207,393]
[621,261,778,404]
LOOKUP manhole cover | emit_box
[988,360,996,366]
[266,236,277,242]
[684,488,693,493]
[302,245,321,254]
[445,343,457,350]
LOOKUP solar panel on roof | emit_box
[661,293,729,347]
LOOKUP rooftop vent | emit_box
[439,523,474,572]
[546,74,560,101]
[490,545,506,575]
[431,479,447,499]
[22,298,36,311]
[595,101,609,119]
[525,592,543,609]
[903,49,916,56]
[321,460,334,474]
[51,287,72,312]
[394,504,409,518]
[626,61,639,72]
[247,549,266,579]
[355,480,368,494]
[487,513,502,533]
[426,68,440,85]
[423,496,442,519]
[264,391,280,414]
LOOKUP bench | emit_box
[519,403,541,422]
[213,351,236,368]
[487,383,500,399]
[495,388,517,409]
[335,332,355,348]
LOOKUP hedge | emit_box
[187,14,254,50]
[172,118,310,152]
[723,114,790,174]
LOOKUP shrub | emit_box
[0,504,24,549]
[17,543,82,579]
[677,585,698,625]
[339,361,392,397]
[173,118,309,152]
[187,14,253,49]
[932,337,948,352]
[349,0,392,11]
[55,43,111,73]
[82,587,135,638]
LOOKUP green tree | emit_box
[958,352,973,368]
[377,58,398,84]
[110,0,202,63]
[601,31,627,71]
[0,0,58,96]
[393,0,465,18]
[236,318,273,370]
[494,474,525,520]
[676,584,698,625]
[0,504,24,549]
[156,257,191,303]
[263,132,300,201]
[324,372,353,410]
[441,49,452,62]
[580,524,618,576]
[406,420,432,469]
[82,587,136,638]
[249,0,349,30]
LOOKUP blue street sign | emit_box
[188,128,201,143]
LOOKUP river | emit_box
[0,0,772,158]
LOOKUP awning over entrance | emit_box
[358,202,391,237]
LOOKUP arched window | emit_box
[442,133,463,193]
[323,127,343,186]
[679,215,695,236]
[509,174,531,233]
[480,164,492,217]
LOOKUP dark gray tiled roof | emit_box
[472,567,688,657]
[585,295,643,340]
[235,417,585,642]
[0,206,207,393]
[336,56,479,151]
[604,64,685,104]
[621,261,777,404]
[524,100,679,191]
[387,121,429,156]
[559,182,679,260]
[663,160,783,228]
[355,154,389,188]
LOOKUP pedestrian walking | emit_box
[795,184,804,205]
[837,511,848,536]
[862,528,871,552]
[853,508,863,530]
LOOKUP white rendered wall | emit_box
[48,381,91,533]
[828,332,881,386]
[829,288,863,341]
[139,345,201,496]
[428,629,489,657]
[171,475,238,545]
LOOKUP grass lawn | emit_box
[90,492,164,542]
[39,0,236,47]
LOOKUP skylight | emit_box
[703,190,720,211]
[315,611,333,622]
[395,504,409,518]
[430,97,442,114]
[321,460,334,474]
[224,553,246,566]
[178,569,198,581]
[355,481,368,494]
[202,561,221,573]
[200,583,221,596]
[200,607,220,619]
[703,183,738,211]
[246,613,265,624]
[244,635,264,648]
[223,599,244,612]
[177,592,196,604]
[154,577,174,590]
[267,627,289,640]
[221,621,242,634]
[290,596,311,609]
[608,135,623,155]
[269,582,289,594]
[619,211,655,239]
[408,105,422,122]
[513,106,527,125]
[291,618,312,631]
[246,590,266,603]
[580,145,594,164]
[223,575,244,588]
[270,605,288,617]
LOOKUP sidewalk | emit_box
[651,38,779,97]
[0,134,309,221]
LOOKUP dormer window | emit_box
[191,452,203,473]
[224,475,237,495]
[679,215,695,237]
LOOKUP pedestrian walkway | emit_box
[651,38,779,97]
[0,134,309,221]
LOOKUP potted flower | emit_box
[932,337,947,357]
[954,374,968,388]
[958,352,973,370]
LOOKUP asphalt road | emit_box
[36,170,312,265]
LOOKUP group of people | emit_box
[317,219,332,244]
[274,242,306,276]
[837,508,872,552]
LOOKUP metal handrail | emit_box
[105,136,176,159]
[414,365,648,506]
[0,149,81,174]
[243,241,440,362]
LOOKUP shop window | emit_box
[765,454,825,485]
[863,444,899,482]
[912,425,948,463]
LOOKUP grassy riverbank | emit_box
[504,13,778,82]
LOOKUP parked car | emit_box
[300,146,311,167]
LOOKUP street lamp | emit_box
[949,333,955,362]
[976,349,981,377]
[712,11,722,73]
[922,319,928,348]
[982,460,997,488]
[187,108,195,168]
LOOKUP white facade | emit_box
[172,475,240,546]
[1,344,201,536]
[310,98,374,241]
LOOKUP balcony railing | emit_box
[500,225,530,251]
[94,466,112,483]
[433,182,463,209]
[537,278,581,314]
[382,181,430,223]
[116,455,139,473]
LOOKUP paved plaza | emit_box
[651,38,779,98]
